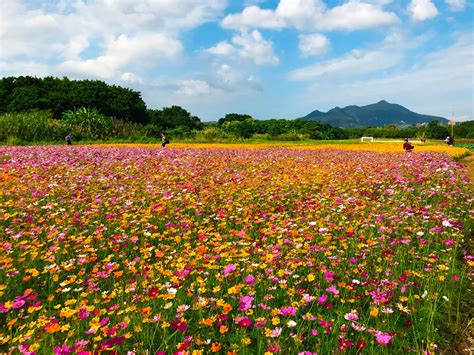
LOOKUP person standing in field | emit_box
[161,133,169,147]
[65,133,72,145]
[403,138,414,152]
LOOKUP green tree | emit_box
[148,106,203,132]
[217,113,253,126]
[62,107,112,140]
[426,120,449,139]
[0,76,148,123]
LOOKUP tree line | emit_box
[0,76,472,144]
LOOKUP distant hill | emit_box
[300,100,448,128]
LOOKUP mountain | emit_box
[300,100,448,128]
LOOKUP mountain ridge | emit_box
[300,100,448,128]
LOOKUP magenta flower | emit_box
[12,299,25,309]
[375,332,393,346]
[324,271,335,282]
[244,275,255,284]
[444,239,455,247]
[78,308,89,320]
[326,285,339,295]
[280,306,297,316]
[318,295,328,304]
[54,344,73,354]
[224,263,236,276]
[239,295,254,311]
[236,316,252,328]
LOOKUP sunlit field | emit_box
[1,144,472,354]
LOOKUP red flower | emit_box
[148,288,159,297]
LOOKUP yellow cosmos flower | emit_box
[219,325,229,334]
[238,337,250,345]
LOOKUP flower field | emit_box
[0,145,472,354]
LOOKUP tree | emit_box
[149,106,203,131]
[218,113,253,126]
[426,120,449,139]
[0,76,148,123]
[62,107,112,140]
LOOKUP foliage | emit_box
[148,106,203,133]
[453,120,474,138]
[0,76,148,123]
[0,111,64,143]
[61,107,112,140]
[344,120,473,140]
[217,113,254,126]
[426,120,449,139]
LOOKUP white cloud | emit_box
[174,80,211,97]
[289,39,404,81]
[0,60,50,77]
[215,64,263,91]
[105,33,182,67]
[220,0,398,31]
[317,1,399,31]
[0,0,225,79]
[408,0,439,21]
[55,32,182,81]
[221,5,285,30]
[207,41,237,56]
[233,30,279,66]
[445,0,467,11]
[275,0,326,30]
[207,30,279,66]
[298,33,330,56]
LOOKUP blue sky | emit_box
[0,0,472,122]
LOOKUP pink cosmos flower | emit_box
[375,332,392,346]
[74,340,89,347]
[239,296,254,311]
[78,308,89,320]
[326,285,339,295]
[54,344,72,354]
[12,299,25,309]
[444,239,455,247]
[344,312,359,321]
[244,275,255,284]
[268,342,282,352]
[270,327,282,338]
[236,316,252,328]
[280,306,297,316]
[224,263,236,276]
[317,295,328,304]
[324,271,335,282]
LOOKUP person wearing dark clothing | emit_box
[161,134,169,147]
[403,138,414,152]
[65,133,72,145]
